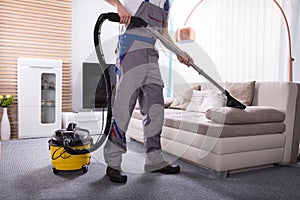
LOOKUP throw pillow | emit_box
[135,98,176,109]
[185,90,206,111]
[169,85,201,110]
[169,96,191,110]
[186,90,226,112]
[164,98,176,108]
[225,81,256,106]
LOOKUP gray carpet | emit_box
[1,138,300,200]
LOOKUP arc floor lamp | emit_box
[175,0,294,81]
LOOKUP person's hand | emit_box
[177,52,193,67]
[116,3,131,25]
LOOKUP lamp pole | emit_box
[272,0,293,81]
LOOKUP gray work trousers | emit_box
[103,45,165,168]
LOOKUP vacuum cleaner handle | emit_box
[142,27,226,92]
[101,12,148,27]
[97,14,228,95]
[99,13,223,93]
[141,26,246,109]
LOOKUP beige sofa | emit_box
[127,82,300,176]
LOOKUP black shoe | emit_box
[144,161,180,174]
[106,166,127,183]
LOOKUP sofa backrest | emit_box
[252,81,300,164]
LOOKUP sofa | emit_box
[127,81,300,176]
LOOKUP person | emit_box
[104,0,192,184]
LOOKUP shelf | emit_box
[41,105,55,108]
[41,73,56,124]
[41,88,55,91]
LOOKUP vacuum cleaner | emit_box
[49,13,246,172]
[48,123,92,174]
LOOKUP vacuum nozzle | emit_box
[225,90,246,109]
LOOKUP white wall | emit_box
[72,0,118,111]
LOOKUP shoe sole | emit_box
[109,176,127,183]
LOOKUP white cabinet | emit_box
[18,58,62,138]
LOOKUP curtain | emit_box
[169,0,300,83]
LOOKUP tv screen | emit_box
[82,62,116,110]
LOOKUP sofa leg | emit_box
[215,171,228,179]
[207,169,228,179]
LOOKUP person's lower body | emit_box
[104,82,180,183]
[103,49,180,183]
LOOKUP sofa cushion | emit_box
[225,81,256,106]
[206,106,285,125]
[165,114,285,138]
[132,109,285,138]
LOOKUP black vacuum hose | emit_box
[63,13,147,155]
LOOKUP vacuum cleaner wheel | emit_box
[82,165,88,174]
[52,167,59,175]
[52,165,89,175]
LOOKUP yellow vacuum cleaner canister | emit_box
[48,123,92,174]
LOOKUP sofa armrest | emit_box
[252,81,300,164]
[291,84,300,163]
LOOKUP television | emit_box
[82,62,116,110]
